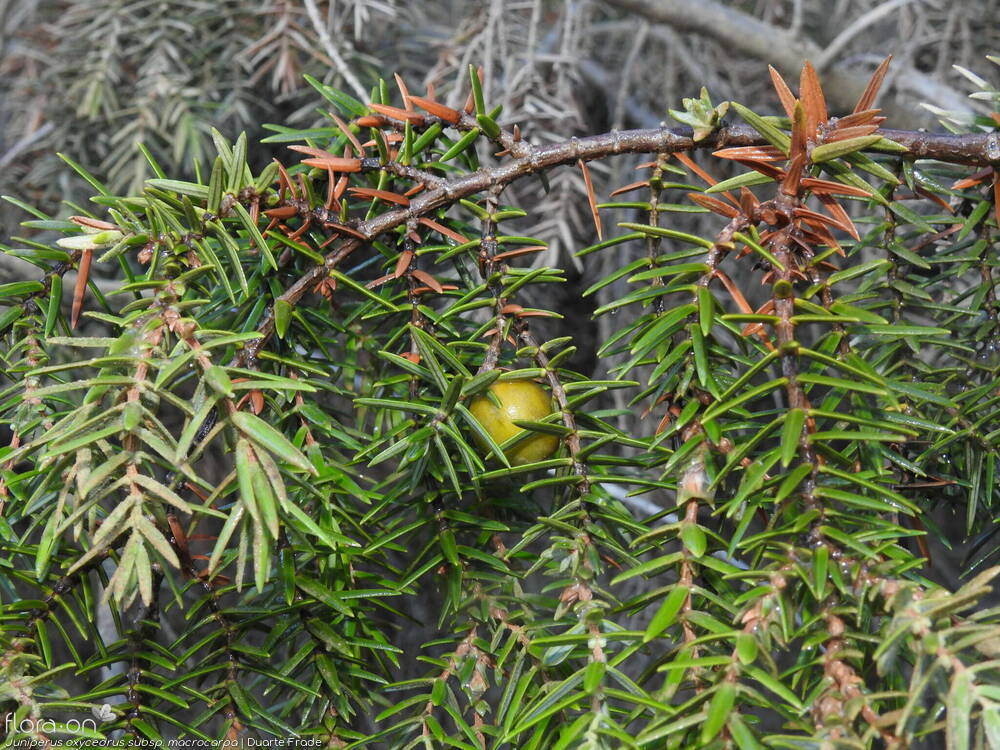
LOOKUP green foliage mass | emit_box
[2,60,1000,749]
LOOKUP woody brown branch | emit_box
[477,188,508,376]
[245,123,999,363]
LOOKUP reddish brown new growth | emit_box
[328,112,366,154]
[394,249,414,278]
[952,167,993,190]
[714,270,753,316]
[578,159,602,241]
[795,206,856,238]
[411,270,443,293]
[634,58,908,378]
[855,56,893,113]
[781,154,806,198]
[324,166,340,211]
[712,146,785,162]
[493,246,546,262]
[951,159,1000,228]
[267,205,299,221]
[348,187,410,206]
[609,180,650,197]
[780,56,888,162]
[369,103,424,124]
[408,96,462,125]
[824,124,880,142]
[688,192,738,218]
[315,276,337,301]
[288,146,363,173]
[799,61,828,136]
[393,73,413,111]
[768,65,797,120]
[413,284,458,296]
[499,304,556,319]
[994,175,1000,226]
[816,194,859,240]
[419,217,469,244]
[274,159,296,200]
[366,273,394,290]
[674,152,740,209]
[69,216,117,231]
[67,216,123,329]
[71,249,92,329]
[798,178,872,197]
[710,57,897,247]
[319,222,366,241]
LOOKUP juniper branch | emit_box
[246,123,1000,360]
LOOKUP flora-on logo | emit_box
[91,704,115,722]
[4,713,98,734]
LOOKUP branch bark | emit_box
[603,0,974,126]
[245,122,1000,356]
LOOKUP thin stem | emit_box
[249,123,998,362]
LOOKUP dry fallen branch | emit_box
[604,0,976,124]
